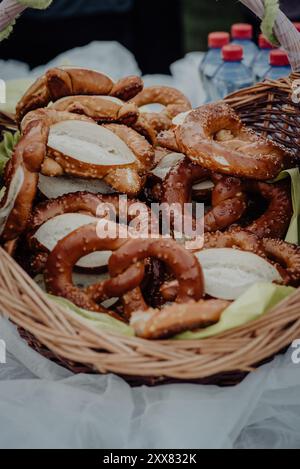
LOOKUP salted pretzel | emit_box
[161,229,300,301]
[157,103,286,180]
[243,180,292,239]
[130,86,191,143]
[0,109,101,241]
[107,237,229,338]
[162,157,247,233]
[0,121,45,242]
[16,67,143,121]
[262,238,300,287]
[22,109,155,195]
[203,228,266,256]
[0,110,91,242]
[26,192,150,274]
[205,229,300,285]
[44,223,145,318]
[50,95,139,125]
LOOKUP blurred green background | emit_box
[183,0,247,52]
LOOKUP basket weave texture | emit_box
[0,247,300,384]
[225,73,300,163]
[1,75,300,385]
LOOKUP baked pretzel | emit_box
[0,109,101,242]
[203,228,266,256]
[244,180,292,239]
[0,120,46,242]
[130,86,191,143]
[130,299,230,339]
[262,238,300,287]
[205,229,300,286]
[16,67,143,121]
[157,103,286,180]
[44,223,144,318]
[162,158,247,233]
[107,237,231,338]
[26,192,150,273]
[23,109,155,196]
[161,229,300,301]
[50,95,139,125]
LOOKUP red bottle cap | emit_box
[293,22,300,32]
[231,23,253,40]
[208,32,230,48]
[222,44,243,61]
[269,49,290,66]
[259,34,276,49]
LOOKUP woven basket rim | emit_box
[0,246,300,382]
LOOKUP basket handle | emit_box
[0,0,52,41]
[240,0,300,71]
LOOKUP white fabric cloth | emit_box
[1,318,300,449]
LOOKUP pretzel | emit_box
[130,86,191,143]
[50,95,139,125]
[0,110,96,242]
[23,109,155,196]
[262,238,300,287]
[244,180,292,239]
[16,68,143,121]
[44,223,145,318]
[106,237,230,338]
[27,192,151,273]
[160,229,291,302]
[130,299,230,339]
[157,103,286,180]
[162,158,247,233]
[203,228,266,256]
[0,120,47,242]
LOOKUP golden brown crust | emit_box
[1,110,97,242]
[44,223,142,318]
[51,96,139,125]
[26,192,150,272]
[262,238,300,287]
[245,181,292,239]
[0,121,48,241]
[158,103,286,180]
[131,86,191,118]
[22,110,154,196]
[203,228,266,257]
[162,158,247,233]
[131,86,191,143]
[108,238,204,319]
[130,299,230,339]
[110,76,143,101]
[16,68,143,122]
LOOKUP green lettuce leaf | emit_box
[0,130,20,176]
[272,168,300,244]
[49,295,134,337]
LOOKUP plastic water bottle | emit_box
[231,23,258,68]
[253,34,276,82]
[212,45,254,99]
[200,31,230,102]
[264,49,291,80]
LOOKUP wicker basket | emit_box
[1,73,300,385]
[0,245,299,385]
[225,73,300,162]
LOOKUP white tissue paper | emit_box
[0,42,300,449]
[1,317,300,449]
